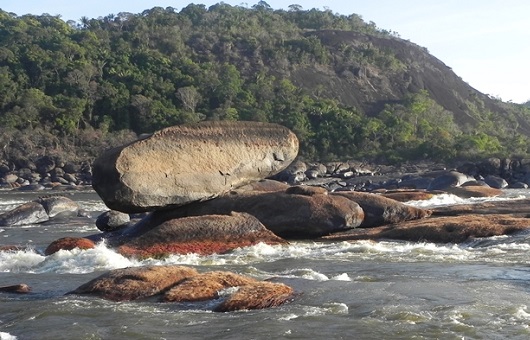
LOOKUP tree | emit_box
[176,86,201,113]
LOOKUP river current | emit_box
[2,189,530,339]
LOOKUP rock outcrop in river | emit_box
[8,122,530,311]
[92,121,299,213]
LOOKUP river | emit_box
[2,189,530,339]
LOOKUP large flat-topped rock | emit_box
[92,121,299,213]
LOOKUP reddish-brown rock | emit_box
[322,214,530,243]
[332,191,432,228]
[214,281,294,312]
[236,179,290,192]
[69,266,294,311]
[443,185,502,198]
[380,190,439,202]
[68,265,198,301]
[431,198,530,216]
[117,212,286,258]
[163,271,258,302]
[45,237,96,256]
[92,121,299,213]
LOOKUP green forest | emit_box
[1,2,530,166]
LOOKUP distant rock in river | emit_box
[92,121,299,213]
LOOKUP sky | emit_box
[1,0,529,103]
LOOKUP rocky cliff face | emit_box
[288,30,530,135]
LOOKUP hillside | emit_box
[1,3,530,165]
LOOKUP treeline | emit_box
[1,2,529,165]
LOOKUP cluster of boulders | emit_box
[274,157,530,192]
[4,121,530,311]
[0,157,93,191]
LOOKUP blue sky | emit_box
[2,0,529,103]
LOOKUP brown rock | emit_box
[443,185,503,198]
[68,265,198,301]
[92,121,299,213]
[322,214,530,243]
[163,271,257,302]
[0,284,31,294]
[432,198,530,216]
[285,185,328,196]
[147,189,364,239]
[117,212,286,258]
[380,190,439,202]
[45,237,96,256]
[332,191,432,228]
[163,271,294,312]
[236,179,290,192]
[214,281,294,312]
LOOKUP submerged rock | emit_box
[0,284,31,294]
[92,121,299,213]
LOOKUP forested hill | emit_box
[1,3,530,165]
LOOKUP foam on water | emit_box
[405,190,530,209]
[0,332,17,340]
[3,232,530,274]
[299,303,349,317]
[0,248,44,272]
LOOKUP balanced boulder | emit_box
[92,121,299,213]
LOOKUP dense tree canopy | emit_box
[1,3,529,165]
